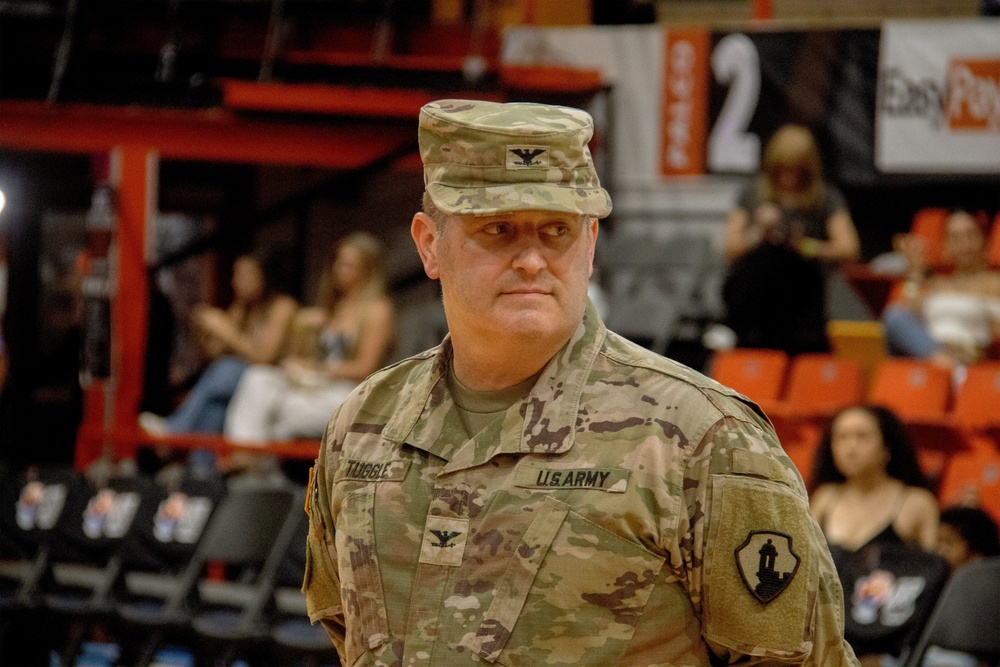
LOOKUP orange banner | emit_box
[660,27,710,177]
[946,58,1000,131]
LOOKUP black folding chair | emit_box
[901,556,1000,667]
[0,464,94,663]
[123,473,228,573]
[114,481,300,667]
[832,540,951,662]
[42,476,226,664]
[265,508,341,666]
[41,472,164,664]
[189,485,308,666]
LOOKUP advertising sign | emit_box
[876,20,1000,173]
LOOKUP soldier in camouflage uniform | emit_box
[302,99,859,666]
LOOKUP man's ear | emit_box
[411,212,441,280]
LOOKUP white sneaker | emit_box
[139,412,170,436]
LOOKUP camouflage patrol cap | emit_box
[419,99,612,218]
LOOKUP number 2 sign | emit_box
[708,33,761,173]
[660,29,763,177]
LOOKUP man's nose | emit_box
[511,239,547,274]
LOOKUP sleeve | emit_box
[302,423,347,660]
[682,411,860,666]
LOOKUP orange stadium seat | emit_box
[938,361,1000,516]
[952,362,1000,433]
[770,354,866,479]
[868,358,952,422]
[937,446,1000,523]
[708,348,789,415]
[782,354,866,419]
[867,358,958,484]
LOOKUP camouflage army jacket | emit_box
[304,306,859,666]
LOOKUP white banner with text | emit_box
[876,19,1000,173]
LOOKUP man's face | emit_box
[413,209,598,348]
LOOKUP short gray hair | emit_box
[422,191,447,230]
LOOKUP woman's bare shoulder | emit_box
[903,485,939,512]
[812,482,841,497]
[810,483,840,512]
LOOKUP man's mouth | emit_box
[502,286,551,295]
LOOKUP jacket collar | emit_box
[382,303,607,462]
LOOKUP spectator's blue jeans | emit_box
[164,356,247,475]
[882,305,940,358]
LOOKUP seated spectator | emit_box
[935,504,1000,573]
[810,404,945,666]
[883,209,1000,370]
[810,404,939,551]
[139,251,298,472]
[721,123,860,356]
[223,232,395,447]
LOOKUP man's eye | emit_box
[542,225,569,238]
[482,223,508,235]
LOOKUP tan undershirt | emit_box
[447,363,541,437]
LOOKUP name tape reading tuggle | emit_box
[339,459,410,482]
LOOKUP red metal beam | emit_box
[77,425,321,460]
[753,0,774,20]
[499,64,605,93]
[111,147,153,462]
[0,99,416,468]
[220,79,502,118]
[0,100,416,169]
[73,148,156,470]
[282,50,498,74]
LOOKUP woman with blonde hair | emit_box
[224,232,395,445]
[720,124,860,355]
